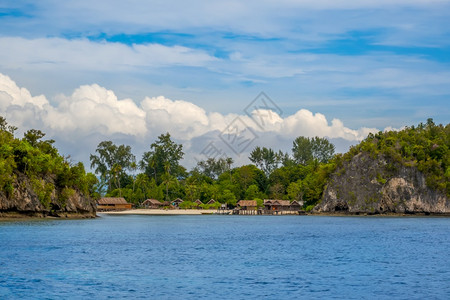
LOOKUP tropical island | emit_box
[1,116,449,218]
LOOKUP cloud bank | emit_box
[0,73,379,168]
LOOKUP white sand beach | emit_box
[98,209,226,215]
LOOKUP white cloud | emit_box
[46,84,147,136]
[0,37,217,72]
[0,73,376,150]
[0,73,48,110]
[141,96,211,139]
[281,109,376,141]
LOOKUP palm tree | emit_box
[135,173,150,202]
[226,157,234,182]
[162,162,177,201]
[130,161,137,192]
[111,163,123,197]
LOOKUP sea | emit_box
[0,215,449,299]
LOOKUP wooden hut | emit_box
[97,197,133,211]
[207,199,216,205]
[290,200,303,211]
[263,199,272,211]
[142,199,163,209]
[263,199,303,214]
[237,200,257,211]
[194,199,203,208]
[172,198,184,208]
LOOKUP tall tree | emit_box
[90,141,136,192]
[311,137,335,164]
[249,146,283,176]
[195,157,232,180]
[292,136,335,164]
[140,133,184,184]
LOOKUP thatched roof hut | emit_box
[237,200,257,210]
[290,200,303,210]
[97,197,133,211]
[172,198,184,207]
[264,199,302,211]
[142,199,163,209]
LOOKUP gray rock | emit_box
[0,172,96,218]
[315,152,449,214]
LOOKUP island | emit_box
[1,116,448,218]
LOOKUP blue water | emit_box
[0,215,449,299]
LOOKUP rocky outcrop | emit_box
[0,173,96,218]
[315,152,450,214]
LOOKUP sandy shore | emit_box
[98,209,227,215]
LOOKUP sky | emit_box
[0,0,449,169]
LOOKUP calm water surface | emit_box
[0,215,449,299]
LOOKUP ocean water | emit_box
[0,215,449,299]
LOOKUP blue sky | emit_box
[0,0,449,167]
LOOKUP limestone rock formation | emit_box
[0,173,96,218]
[315,152,449,214]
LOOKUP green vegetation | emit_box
[0,116,99,206]
[292,136,335,164]
[2,115,448,210]
[338,118,449,197]
[90,133,336,208]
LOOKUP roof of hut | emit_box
[194,199,203,205]
[143,199,162,205]
[98,197,128,205]
[237,200,257,207]
[264,199,290,206]
[207,199,216,204]
[173,198,184,203]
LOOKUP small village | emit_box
[97,197,305,215]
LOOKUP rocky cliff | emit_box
[0,172,96,218]
[315,152,449,214]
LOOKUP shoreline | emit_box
[98,209,221,215]
[97,209,450,217]
[0,211,96,221]
[2,209,449,220]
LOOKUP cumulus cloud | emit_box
[0,73,379,167]
[46,84,147,136]
[281,109,375,141]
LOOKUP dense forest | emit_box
[0,117,97,213]
[1,116,448,212]
[89,133,336,210]
[90,118,449,210]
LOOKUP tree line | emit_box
[2,114,446,211]
[0,117,97,208]
[89,132,336,210]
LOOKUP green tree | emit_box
[140,133,184,184]
[292,136,335,164]
[195,157,230,180]
[249,146,283,176]
[232,165,267,198]
[218,189,237,206]
[287,180,304,202]
[90,141,136,193]
[244,184,260,200]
